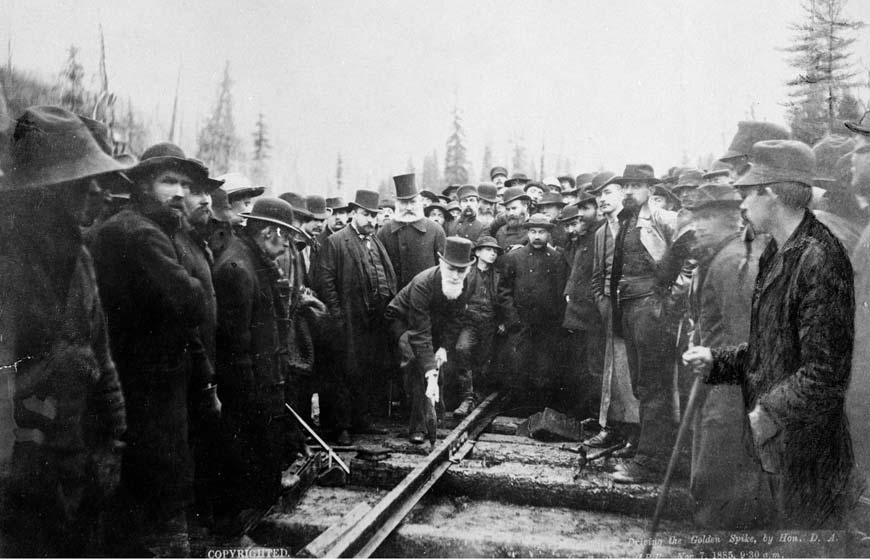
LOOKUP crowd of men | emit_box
[1,104,870,556]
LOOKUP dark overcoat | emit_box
[173,226,217,384]
[316,226,398,375]
[849,221,870,501]
[709,211,859,528]
[377,217,445,290]
[498,244,567,329]
[91,201,205,512]
[562,226,601,331]
[447,215,485,243]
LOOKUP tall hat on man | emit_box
[393,173,420,200]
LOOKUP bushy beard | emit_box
[441,276,464,300]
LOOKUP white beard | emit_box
[441,276,465,300]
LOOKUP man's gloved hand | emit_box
[424,369,439,404]
[434,347,448,370]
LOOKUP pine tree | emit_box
[783,0,865,144]
[443,105,469,184]
[336,153,343,195]
[249,112,271,188]
[422,150,441,190]
[60,45,86,113]
[511,138,527,176]
[480,144,493,181]
[196,61,242,175]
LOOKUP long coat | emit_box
[562,226,601,332]
[709,211,859,528]
[849,221,870,501]
[316,226,398,375]
[91,201,205,513]
[447,215,485,243]
[377,217,445,290]
[498,244,567,329]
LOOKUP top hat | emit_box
[326,196,349,212]
[218,172,266,203]
[393,173,419,200]
[127,142,223,191]
[537,191,565,207]
[305,195,329,220]
[720,121,791,162]
[240,196,297,231]
[682,183,741,211]
[438,236,476,268]
[502,186,531,205]
[586,171,618,194]
[474,235,503,253]
[348,189,381,213]
[490,166,508,180]
[456,184,478,200]
[2,105,130,191]
[477,182,498,203]
[733,140,817,189]
[278,191,313,220]
[522,213,555,230]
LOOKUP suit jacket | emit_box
[377,217,445,290]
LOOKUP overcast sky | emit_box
[3,0,870,196]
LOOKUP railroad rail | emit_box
[300,391,504,558]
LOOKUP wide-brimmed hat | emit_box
[651,184,681,208]
[701,168,731,183]
[326,196,349,212]
[537,191,565,207]
[672,169,705,194]
[733,140,817,189]
[305,195,329,219]
[845,111,870,136]
[490,166,508,180]
[127,142,223,191]
[393,173,419,200]
[456,184,478,200]
[240,196,296,230]
[218,172,265,203]
[438,236,476,268]
[2,106,131,191]
[79,114,114,155]
[474,235,503,253]
[477,182,498,203]
[682,183,741,211]
[348,189,381,213]
[502,186,531,205]
[278,191,312,220]
[424,202,448,217]
[613,164,657,186]
[504,173,530,188]
[720,121,791,162]
[522,213,555,230]
[586,171,618,194]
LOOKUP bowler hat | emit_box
[477,182,498,203]
[2,105,130,191]
[504,173,530,188]
[502,186,531,205]
[393,173,419,200]
[438,236,476,268]
[348,189,381,214]
[576,191,598,207]
[424,202,448,217]
[127,142,223,191]
[614,164,657,185]
[586,171,618,194]
[720,121,791,162]
[845,112,870,136]
[456,184,478,200]
[733,140,817,189]
[537,191,565,207]
[683,183,741,211]
[278,191,313,219]
[490,166,508,179]
[575,173,595,191]
[556,204,580,222]
[326,196,349,212]
[240,197,296,231]
[305,195,329,220]
[474,235,503,253]
[218,172,265,202]
[522,213,555,230]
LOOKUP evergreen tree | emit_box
[511,138,527,176]
[421,149,441,190]
[480,144,493,181]
[443,105,469,184]
[783,0,864,144]
[60,45,86,113]
[336,153,343,195]
[196,61,242,175]
[249,112,271,188]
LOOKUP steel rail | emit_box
[307,391,503,558]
